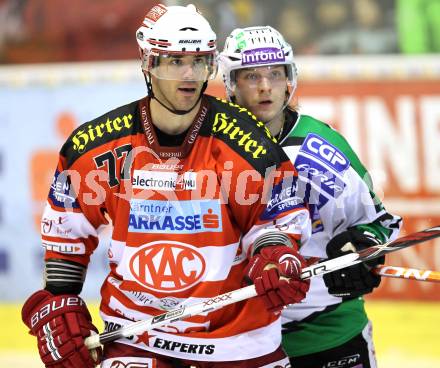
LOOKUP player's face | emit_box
[150,55,207,111]
[233,66,287,123]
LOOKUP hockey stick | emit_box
[374,264,440,283]
[84,225,440,349]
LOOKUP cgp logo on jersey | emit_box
[129,241,206,292]
[129,199,222,234]
[132,170,197,191]
[300,133,350,173]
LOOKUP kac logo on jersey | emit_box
[301,133,350,173]
[129,241,206,292]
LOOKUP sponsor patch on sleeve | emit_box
[48,169,80,209]
[42,240,85,254]
[260,179,304,220]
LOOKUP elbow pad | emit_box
[44,258,87,295]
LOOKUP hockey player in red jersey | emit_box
[22,4,312,367]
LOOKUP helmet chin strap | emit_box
[144,73,207,116]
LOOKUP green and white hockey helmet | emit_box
[219,26,297,97]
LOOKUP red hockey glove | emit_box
[22,290,101,368]
[244,245,310,313]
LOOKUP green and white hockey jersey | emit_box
[279,110,402,357]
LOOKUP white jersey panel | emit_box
[281,118,401,321]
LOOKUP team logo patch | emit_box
[128,199,222,234]
[300,133,350,173]
[129,241,206,292]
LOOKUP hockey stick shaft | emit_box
[85,225,440,349]
[374,264,440,283]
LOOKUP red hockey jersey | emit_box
[42,95,311,361]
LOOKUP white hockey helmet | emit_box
[219,26,297,98]
[136,4,217,81]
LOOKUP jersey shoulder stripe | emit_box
[61,99,143,167]
[203,95,289,175]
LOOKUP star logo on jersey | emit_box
[135,331,156,346]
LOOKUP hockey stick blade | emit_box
[85,225,440,349]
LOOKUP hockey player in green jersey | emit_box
[219,26,402,368]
